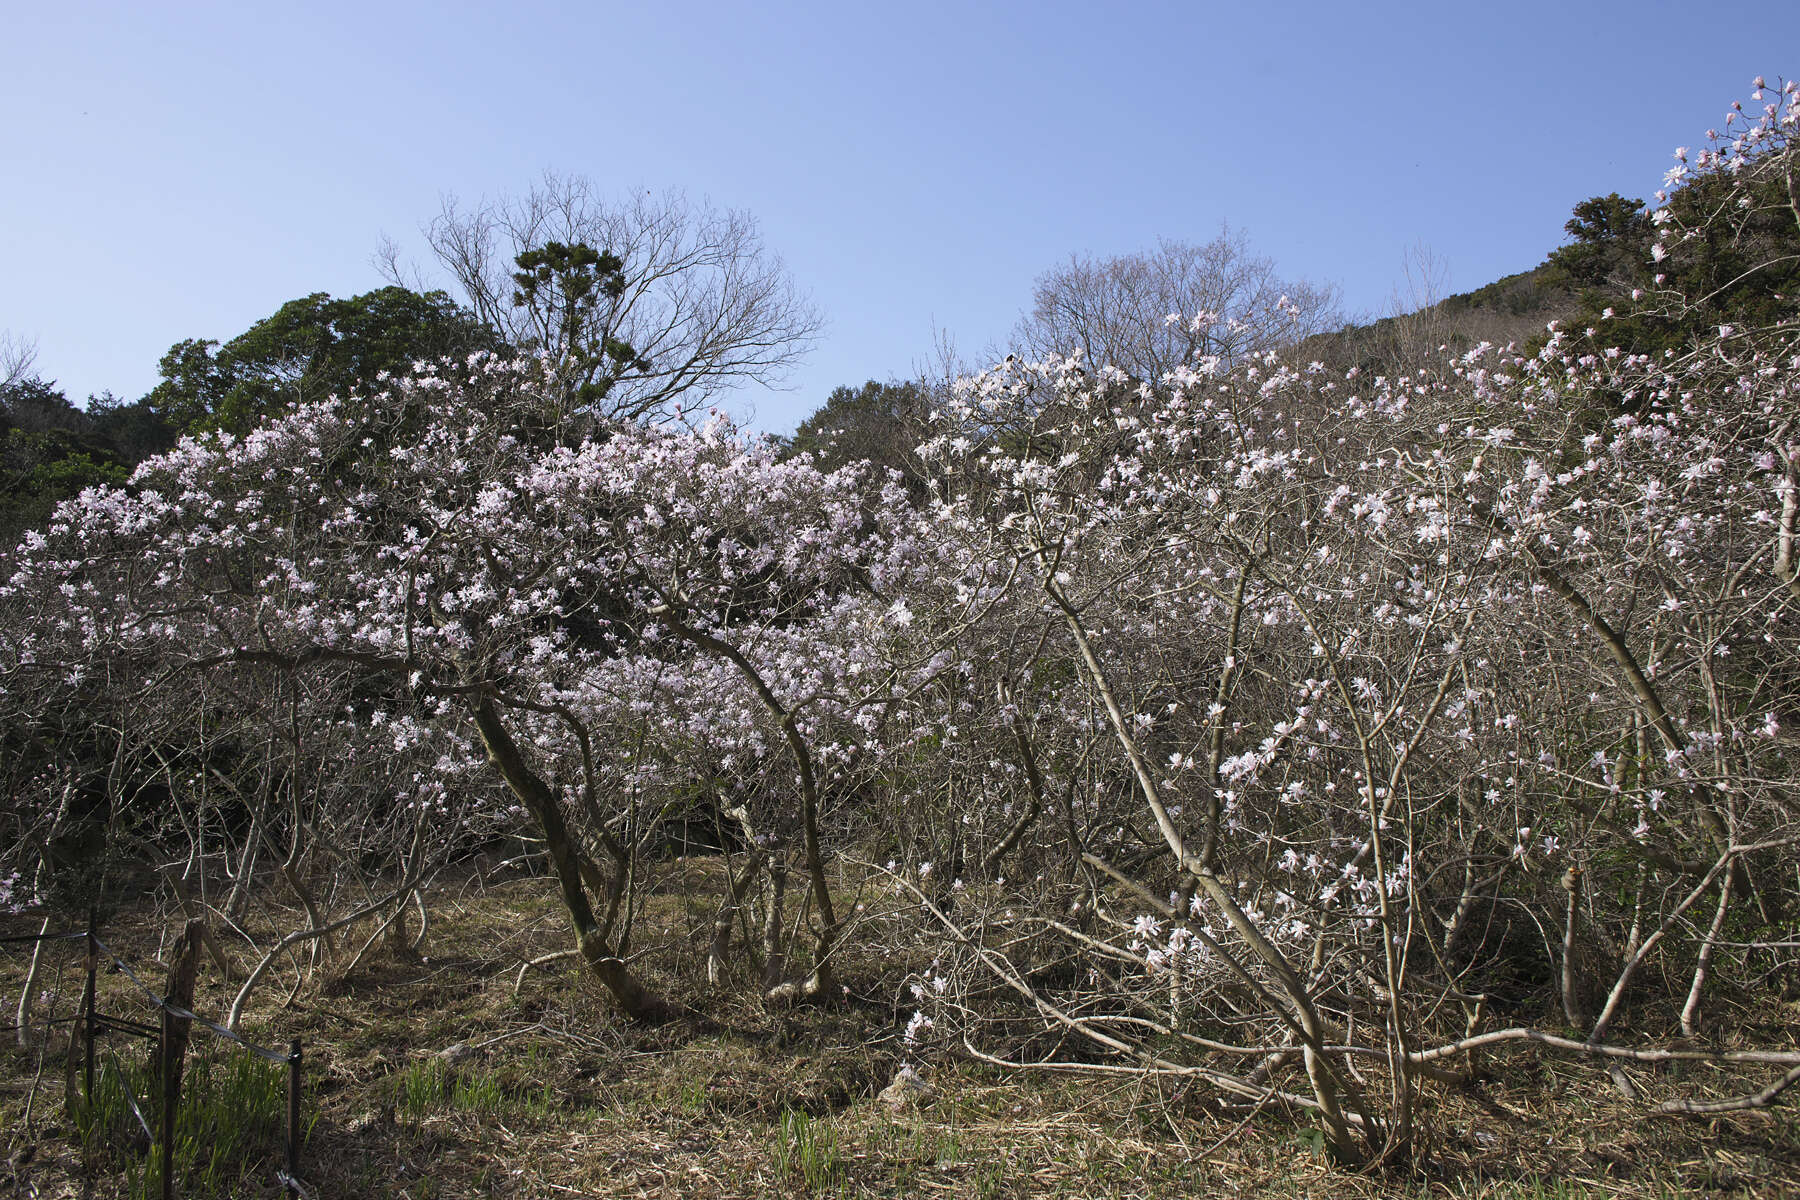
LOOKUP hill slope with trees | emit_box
[2,78,1799,1196]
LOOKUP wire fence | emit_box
[5,913,312,1199]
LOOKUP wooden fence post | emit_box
[154,918,203,1200]
[150,920,203,1091]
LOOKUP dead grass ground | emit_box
[2,860,1796,1198]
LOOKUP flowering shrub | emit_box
[3,78,1797,1165]
[882,78,1800,1162]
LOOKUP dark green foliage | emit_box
[1543,175,1800,366]
[2,432,129,509]
[86,391,178,464]
[144,286,497,436]
[786,380,933,499]
[1544,192,1651,289]
[0,376,87,436]
[509,241,650,409]
[0,378,141,548]
[1655,166,1800,331]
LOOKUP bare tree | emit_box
[388,176,823,422]
[1373,242,1459,373]
[1015,229,1341,379]
[1,331,38,390]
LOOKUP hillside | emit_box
[1298,264,1578,374]
[5,79,1800,1200]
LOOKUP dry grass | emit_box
[2,861,1796,1198]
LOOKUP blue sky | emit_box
[4,1,1791,432]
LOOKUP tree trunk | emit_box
[761,859,788,991]
[709,849,767,986]
[469,697,682,1022]
[16,918,51,1049]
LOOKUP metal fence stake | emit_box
[160,1006,176,1200]
[82,922,97,1106]
[3,916,309,1197]
[287,1038,303,1191]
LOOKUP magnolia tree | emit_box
[891,351,1797,1159]
[898,349,1495,1161]
[2,75,1797,1165]
[877,82,1800,1164]
[0,555,496,1028]
[0,353,961,1020]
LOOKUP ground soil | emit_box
[2,862,1797,1198]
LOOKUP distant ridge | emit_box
[1297,264,1578,375]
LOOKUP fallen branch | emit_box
[1410,1027,1800,1068]
[1659,1064,1800,1114]
[514,950,578,996]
